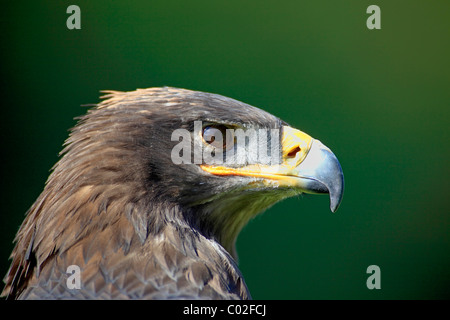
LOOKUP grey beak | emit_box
[293,139,344,212]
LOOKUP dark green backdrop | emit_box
[1,1,448,299]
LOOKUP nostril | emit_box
[287,146,301,158]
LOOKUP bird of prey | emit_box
[2,87,344,299]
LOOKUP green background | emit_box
[1,1,449,299]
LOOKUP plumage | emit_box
[2,87,344,299]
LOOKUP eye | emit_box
[202,125,235,151]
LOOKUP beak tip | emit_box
[330,200,341,213]
[329,172,344,213]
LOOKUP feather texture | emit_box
[2,87,291,299]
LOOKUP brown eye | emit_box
[202,125,234,151]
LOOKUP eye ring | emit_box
[202,125,235,151]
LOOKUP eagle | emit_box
[2,87,344,299]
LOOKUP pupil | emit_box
[204,126,233,150]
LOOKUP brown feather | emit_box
[2,87,290,299]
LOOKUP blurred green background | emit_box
[1,1,449,299]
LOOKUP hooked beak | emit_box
[200,126,344,212]
[286,137,344,212]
